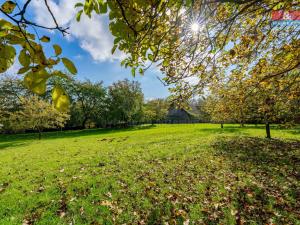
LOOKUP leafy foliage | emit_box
[78,0,299,105]
[9,96,69,139]
[143,98,169,123]
[59,78,107,128]
[204,68,300,137]
[107,79,144,125]
[0,0,77,111]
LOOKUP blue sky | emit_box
[49,34,170,99]
[4,0,170,99]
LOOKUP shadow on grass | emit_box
[196,126,250,135]
[197,124,300,136]
[286,128,300,135]
[212,137,300,224]
[0,124,156,150]
[0,141,29,150]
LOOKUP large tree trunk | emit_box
[265,122,271,139]
[38,130,42,140]
[221,123,224,129]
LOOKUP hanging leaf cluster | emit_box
[0,1,78,111]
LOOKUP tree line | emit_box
[0,76,170,137]
[1,75,299,139]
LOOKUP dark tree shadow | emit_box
[0,124,156,150]
[0,142,29,150]
[212,137,300,224]
[196,127,249,135]
[286,129,300,135]
[212,137,300,168]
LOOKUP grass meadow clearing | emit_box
[0,124,299,224]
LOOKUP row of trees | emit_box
[1,74,299,139]
[1,0,299,140]
[61,78,144,128]
[0,76,172,137]
[204,70,300,138]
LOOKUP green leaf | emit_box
[75,2,83,8]
[40,36,50,43]
[76,10,83,22]
[100,2,108,14]
[114,37,122,45]
[1,1,16,14]
[62,58,77,75]
[53,44,62,56]
[0,30,9,37]
[131,67,136,77]
[162,60,169,67]
[148,54,154,61]
[139,68,144,75]
[18,49,30,67]
[52,86,70,112]
[111,45,117,54]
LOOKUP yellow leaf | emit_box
[24,70,50,95]
[18,49,30,67]
[0,44,16,73]
[52,86,70,112]
[0,19,13,30]
[1,1,16,14]
[62,58,77,75]
[52,70,69,79]
[17,67,30,74]
[40,36,50,43]
[53,44,62,56]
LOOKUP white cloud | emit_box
[30,0,125,62]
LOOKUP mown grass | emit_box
[0,124,299,224]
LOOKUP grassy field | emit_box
[0,124,299,225]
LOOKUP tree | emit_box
[204,95,231,129]
[76,0,299,102]
[247,73,300,138]
[107,79,144,126]
[0,75,29,109]
[143,98,169,123]
[0,75,31,132]
[189,98,211,122]
[1,0,299,111]
[66,79,107,128]
[9,96,70,139]
[205,67,300,138]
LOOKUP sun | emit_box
[190,22,200,33]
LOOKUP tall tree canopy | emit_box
[77,0,299,100]
[107,79,144,125]
[9,96,69,139]
[0,0,299,108]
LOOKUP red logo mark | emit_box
[272,10,300,21]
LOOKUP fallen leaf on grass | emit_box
[80,206,84,215]
[100,200,113,207]
[59,211,66,218]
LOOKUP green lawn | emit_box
[0,124,299,225]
